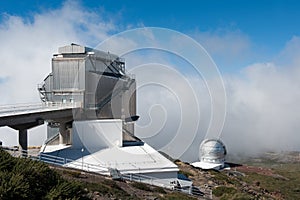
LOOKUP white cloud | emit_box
[192,28,252,69]
[0,1,115,146]
[276,36,300,66]
[222,39,300,156]
[195,29,250,56]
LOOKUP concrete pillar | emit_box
[59,122,68,145]
[19,129,28,157]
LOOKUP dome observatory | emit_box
[191,139,227,170]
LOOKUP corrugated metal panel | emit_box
[44,74,52,91]
[52,59,85,90]
[85,56,107,72]
[58,44,85,54]
[94,51,118,61]
[44,74,53,101]
[85,55,125,76]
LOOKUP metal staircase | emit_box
[37,83,47,102]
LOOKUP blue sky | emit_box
[1,1,299,52]
[1,0,300,156]
[1,0,300,72]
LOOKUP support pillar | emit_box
[59,122,68,145]
[10,119,44,157]
[19,129,28,157]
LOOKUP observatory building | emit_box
[38,43,137,145]
[191,139,227,170]
[37,44,180,186]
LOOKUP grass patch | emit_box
[152,186,167,194]
[210,170,240,186]
[131,182,152,191]
[179,170,194,178]
[213,186,237,197]
[84,179,132,199]
[224,193,253,200]
[163,192,196,200]
[63,169,82,178]
[242,165,300,200]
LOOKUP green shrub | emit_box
[0,172,30,200]
[131,182,152,191]
[64,170,82,178]
[0,149,15,171]
[0,150,87,200]
[84,180,130,198]
[164,192,196,200]
[84,182,110,195]
[213,186,237,197]
[179,170,194,178]
[46,180,86,200]
[12,158,60,199]
[152,186,167,194]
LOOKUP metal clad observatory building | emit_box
[38,44,179,186]
[39,44,136,141]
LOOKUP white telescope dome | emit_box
[199,139,226,165]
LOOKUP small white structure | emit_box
[191,139,227,170]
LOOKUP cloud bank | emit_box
[124,33,300,161]
[222,39,300,156]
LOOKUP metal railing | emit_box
[64,158,108,174]
[175,185,204,197]
[2,147,108,174]
[39,153,108,174]
[122,172,204,196]
[122,172,174,189]
[0,101,81,117]
[43,133,60,146]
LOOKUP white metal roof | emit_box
[77,143,178,174]
[191,161,223,170]
[43,143,178,175]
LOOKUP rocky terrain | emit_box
[176,151,300,199]
[51,151,300,199]
[3,148,300,199]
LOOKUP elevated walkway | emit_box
[0,102,81,127]
[0,102,81,154]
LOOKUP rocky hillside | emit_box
[176,151,300,199]
[55,151,300,200]
[55,167,198,200]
